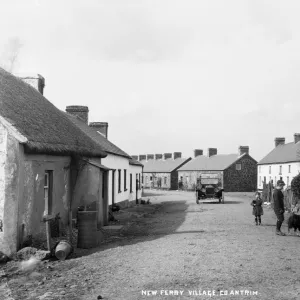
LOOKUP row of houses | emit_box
[133,146,258,192]
[133,134,300,194]
[0,69,143,256]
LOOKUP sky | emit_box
[1,0,300,161]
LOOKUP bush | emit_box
[291,174,300,198]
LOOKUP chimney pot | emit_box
[173,152,182,159]
[139,154,146,161]
[89,122,108,138]
[239,146,249,156]
[164,153,172,160]
[194,149,203,158]
[274,137,285,147]
[155,154,163,160]
[208,148,217,157]
[147,154,154,160]
[66,105,89,124]
[294,133,300,144]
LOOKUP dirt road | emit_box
[2,191,300,300]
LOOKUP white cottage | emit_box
[257,134,300,190]
[65,109,143,209]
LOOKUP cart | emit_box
[195,174,224,204]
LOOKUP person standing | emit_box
[273,180,286,236]
[251,192,264,225]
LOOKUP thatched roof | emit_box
[65,113,132,159]
[0,68,106,158]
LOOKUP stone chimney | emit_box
[131,155,138,161]
[139,154,146,161]
[164,153,172,160]
[155,154,163,160]
[174,152,182,159]
[194,149,203,158]
[19,74,45,95]
[147,154,154,160]
[239,146,249,156]
[208,148,217,157]
[66,106,89,124]
[89,122,108,139]
[275,137,285,147]
[294,133,300,144]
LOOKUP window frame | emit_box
[124,169,127,191]
[44,170,53,215]
[236,163,242,171]
[118,169,121,193]
[130,173,133,193]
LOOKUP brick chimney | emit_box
[275,137,285,147]
[164,153,172,160]
[239,146,249,156]
[208,148,217,157]
[19,74,45,95]
[194,149,203,158]
[174,152,182,159]
[66,106,89,124]
[89,122,108,138]
[147,154,154,160]
[139,154,146,161]
[131,155,138,161]
[294,133,300,144]
[155,154,163,160]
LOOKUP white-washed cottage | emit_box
[0,69,109,256]
[132,152,191,190]
[257,134,300,190]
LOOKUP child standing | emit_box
[251,192,264,225]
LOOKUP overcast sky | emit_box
[1,0,300,161]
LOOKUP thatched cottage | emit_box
[0,69,109,256]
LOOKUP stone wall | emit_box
[223,155,257,192]
[178,170,223,190]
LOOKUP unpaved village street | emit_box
[2,191,300,300]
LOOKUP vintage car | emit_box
[195,173,224,204]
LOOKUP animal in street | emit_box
[287,213,300,235]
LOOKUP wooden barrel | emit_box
[77,211,97,249]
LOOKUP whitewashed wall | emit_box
[102,154,142,205]
[257,162,300,190]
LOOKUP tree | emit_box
[0,37,23,73]
[291,173,300,199]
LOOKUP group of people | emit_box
[251,179,286,235]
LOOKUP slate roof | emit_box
[129,158,144,167]
[142,158,192,173]
[178,154,246,171]
[258,142,300,165]
[0,68,106,158]
[65,113,131,159]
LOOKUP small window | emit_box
[279,165,282,175]
[236,164,241,171]
[124,169,127,191]
[164,177,167,185]
[130,174,132,193]
[118,169,121,193]
[269,166,271,174]
[289,165,291,173]
[150,176,153,181]
[44,170,53,215]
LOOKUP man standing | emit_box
[273,180,286,236]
